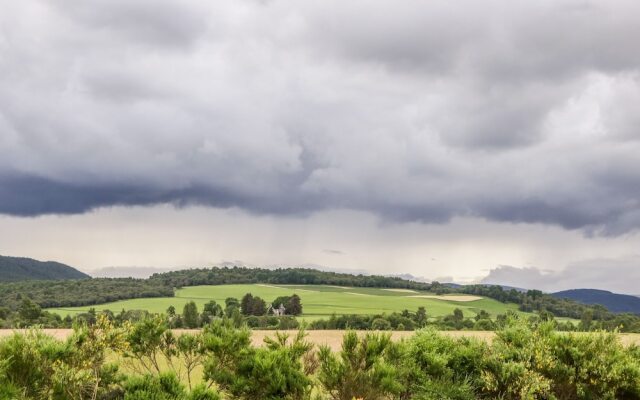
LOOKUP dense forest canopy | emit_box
[0,278,173,310]
[149,266,434,290]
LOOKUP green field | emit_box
[47,284,528,320]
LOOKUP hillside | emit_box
[552,289,640,314]
[46,283,522,321]
[0,255,89,282]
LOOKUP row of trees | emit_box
[4,294,632,334]
[462,285,640,332]
[239,293,302,316]
[150,266,433,291]
[163,294,303,329]
[1,315,640,399]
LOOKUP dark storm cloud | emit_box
[0,173,242,216]
[2,0,640,235]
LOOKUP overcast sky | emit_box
[1,0,640,293]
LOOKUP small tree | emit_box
[224,297,240,316]
[176,334,205,390]
[167,306,176,317]
[251,296,267,316]
[272,296,292,310]
[203,324,312,400]
[475,310,491,321]
[415,306,427,327]
[240,294,254,316]
[580,310,593,331]
[183,302,200,329]
[201,301,223,325]
[288,294,303,316]
[372,318,392,331]
[18,298,42,323]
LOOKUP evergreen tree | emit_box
[240,293,254,316]
[288,294,303,316]
[251,296,267,316]
[183,301,200,328]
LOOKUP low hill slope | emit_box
[46,283,524,320]
[552,289,640,314]
[0,255,89,282]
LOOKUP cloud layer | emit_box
[482,256,640,294]
[2,0,640,235]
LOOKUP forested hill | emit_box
[0,255,89,282]
[149,266,433,290]
[552,289,640,314]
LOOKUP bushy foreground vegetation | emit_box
[2,314,640,400]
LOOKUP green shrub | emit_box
[483,319,640,400]
[0,331,66,397]
[545,331,640,399]
[482,320,555,399]
[0,316,127,399]
[411,329,487,380]
[412,378,477,400]
[318,331,402,400]
[371,318,392,331]
[203,321,312,399]
[185,385,221,400]
[124,372,185,400]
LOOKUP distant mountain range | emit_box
[552,289,640,314]
[0,255,89,282]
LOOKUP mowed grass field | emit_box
[46,284,527,320]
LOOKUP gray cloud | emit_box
[57,0,210,48]
[1,1,640,235]
[322,249,345,255]
[481,256,640,294]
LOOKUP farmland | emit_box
[3,329,640,350]
[46,283,525,320]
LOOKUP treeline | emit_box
[0,278,173,309]
[2,292,306,331]
[0,278,173,328]
[150,266,433,290]
[462,285,640,332]
[165,293,303,329]
[307,308,586,332]
[1,316,640,399]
